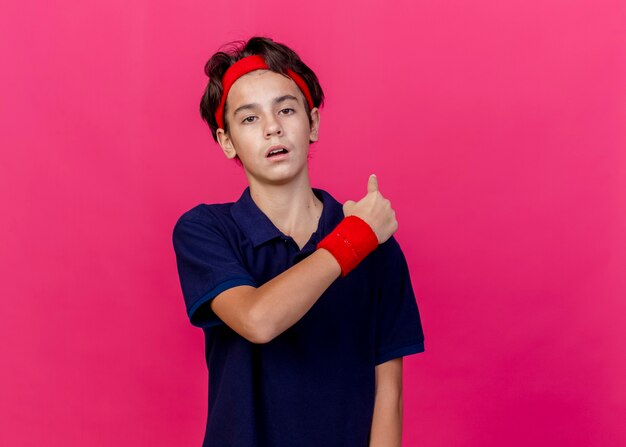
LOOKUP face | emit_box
[216,69,320,187]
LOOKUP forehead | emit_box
[226,69,302,109]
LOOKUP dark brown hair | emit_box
[199,36,325,143]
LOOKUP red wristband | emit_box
[317,215,379,277]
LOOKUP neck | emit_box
[247,173,322,238]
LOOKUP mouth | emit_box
[265,145,290,158]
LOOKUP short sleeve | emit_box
[374,236,425,365]
[172,212,257,328]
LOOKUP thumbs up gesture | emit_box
[343,174,398,244]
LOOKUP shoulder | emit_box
[172,202,236,241]
[175,203,232,224]
[368,235,411,274]
[375,235,404,260]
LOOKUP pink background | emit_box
[1,0,625,445]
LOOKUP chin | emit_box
[256,168,309,187]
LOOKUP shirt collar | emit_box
[230,186,344,248]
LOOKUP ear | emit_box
[216,128,238,159]
[309,107,320,142]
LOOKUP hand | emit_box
[343,174,398,244]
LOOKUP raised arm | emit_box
[210,174,398,343]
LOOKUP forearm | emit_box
[211,247,341,343]
[369,358,403,447]
[247,247,341,341]
[369,391,402,447]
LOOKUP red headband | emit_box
[214,55,314,129]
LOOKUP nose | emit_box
[264,114,283,137]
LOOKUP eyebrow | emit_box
[232,94,300,116]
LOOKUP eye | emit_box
[279,108,295,115]
[241,116,257,124]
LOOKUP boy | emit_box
[172,36,424,446]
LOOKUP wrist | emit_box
[316,215,378,277]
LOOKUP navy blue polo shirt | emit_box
[172,186,424,447]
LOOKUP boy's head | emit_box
[199,36,325,159]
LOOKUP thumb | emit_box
[367,174,379,194]
[343,200,356,216]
